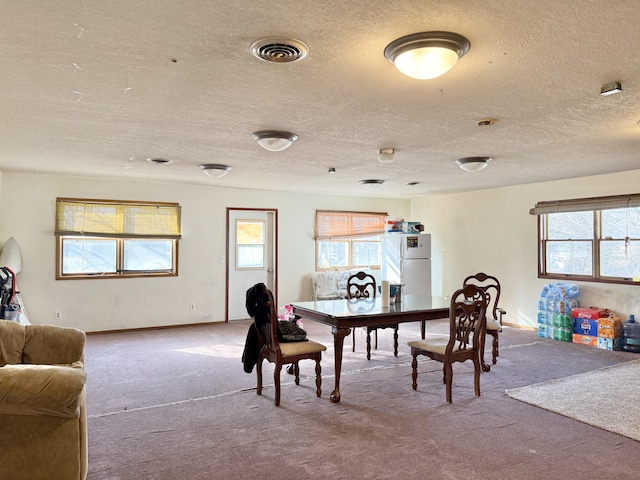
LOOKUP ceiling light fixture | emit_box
[328,167,336,174]
[252,130,298,151]
[600,81,622,96]
[360,179,385,190]
[384,31,470,80]
[455,157,493,172]
[199,163,232,178]
[378,148,396,163]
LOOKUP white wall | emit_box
[411,169,640,328]
[0,172,409,332]
[5,169,640,333]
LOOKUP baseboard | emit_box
[87,321,224,335]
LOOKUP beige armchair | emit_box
[0,320,87,480]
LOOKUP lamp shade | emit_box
[252,130,298,151]
[199,163,232,178]
[384,31,470,80]
[455,157,492,172]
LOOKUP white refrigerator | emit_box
[381,233,432,295]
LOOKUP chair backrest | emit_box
[246,283,279,352]
[346,271,377,299]
[446,284,488,359]
[463,272,501,321]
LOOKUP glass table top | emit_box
[291,294,450,318]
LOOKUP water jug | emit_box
[623,315,640,353]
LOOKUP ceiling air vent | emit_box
[146,157,172,165]
[250,37,309,63]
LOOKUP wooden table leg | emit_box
[330,326,351,403]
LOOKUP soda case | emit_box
[597,313,623,339]
[571,307,610,319]
[597,337,624,351]
[573,317,598,336]
[573,334,598,347]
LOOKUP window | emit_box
[55,198,181,279]
[236,220,265,269]
[531,194,640,285]
[315,210,387,270]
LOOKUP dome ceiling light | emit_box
[252,130,298,152]
[199,163,232,178]
[455,157,493,172]
[384,31,470,80]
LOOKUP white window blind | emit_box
[530,193,640,215]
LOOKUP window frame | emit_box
[55,198,180,280]
[314,210,387,271]
[534,194,640,286]
[235,219,266,270]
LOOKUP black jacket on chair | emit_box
[242,283,268,374]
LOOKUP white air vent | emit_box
[250,37,309,63]
[146,157,172,165]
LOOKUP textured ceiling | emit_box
[2,0,639,198]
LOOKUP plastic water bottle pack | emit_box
[537,282,580,341]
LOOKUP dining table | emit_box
[291,294,450,403]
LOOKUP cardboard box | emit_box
[597,337,624,351]
[571,307,609,319]
[597,316,623,339]
[573,334,598,347]
[573,317,598,336]
[401,222,421,233]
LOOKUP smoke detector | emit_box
[378,148,396,163]
[250,37,309,63]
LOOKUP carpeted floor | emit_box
[506,358,640,442]
[84,319,640,480]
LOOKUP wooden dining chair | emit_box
[246,283,326,406]
[407,284,488,403]
[463,272,506,372]
[347,271,398,360]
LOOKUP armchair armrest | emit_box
[0,363,86,418]
[23,325,86,365]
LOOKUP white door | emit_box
[227,209,277,321]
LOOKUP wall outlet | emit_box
[55,311,62,319]
[190,303,196,311]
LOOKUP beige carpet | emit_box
[506,358,640,442]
